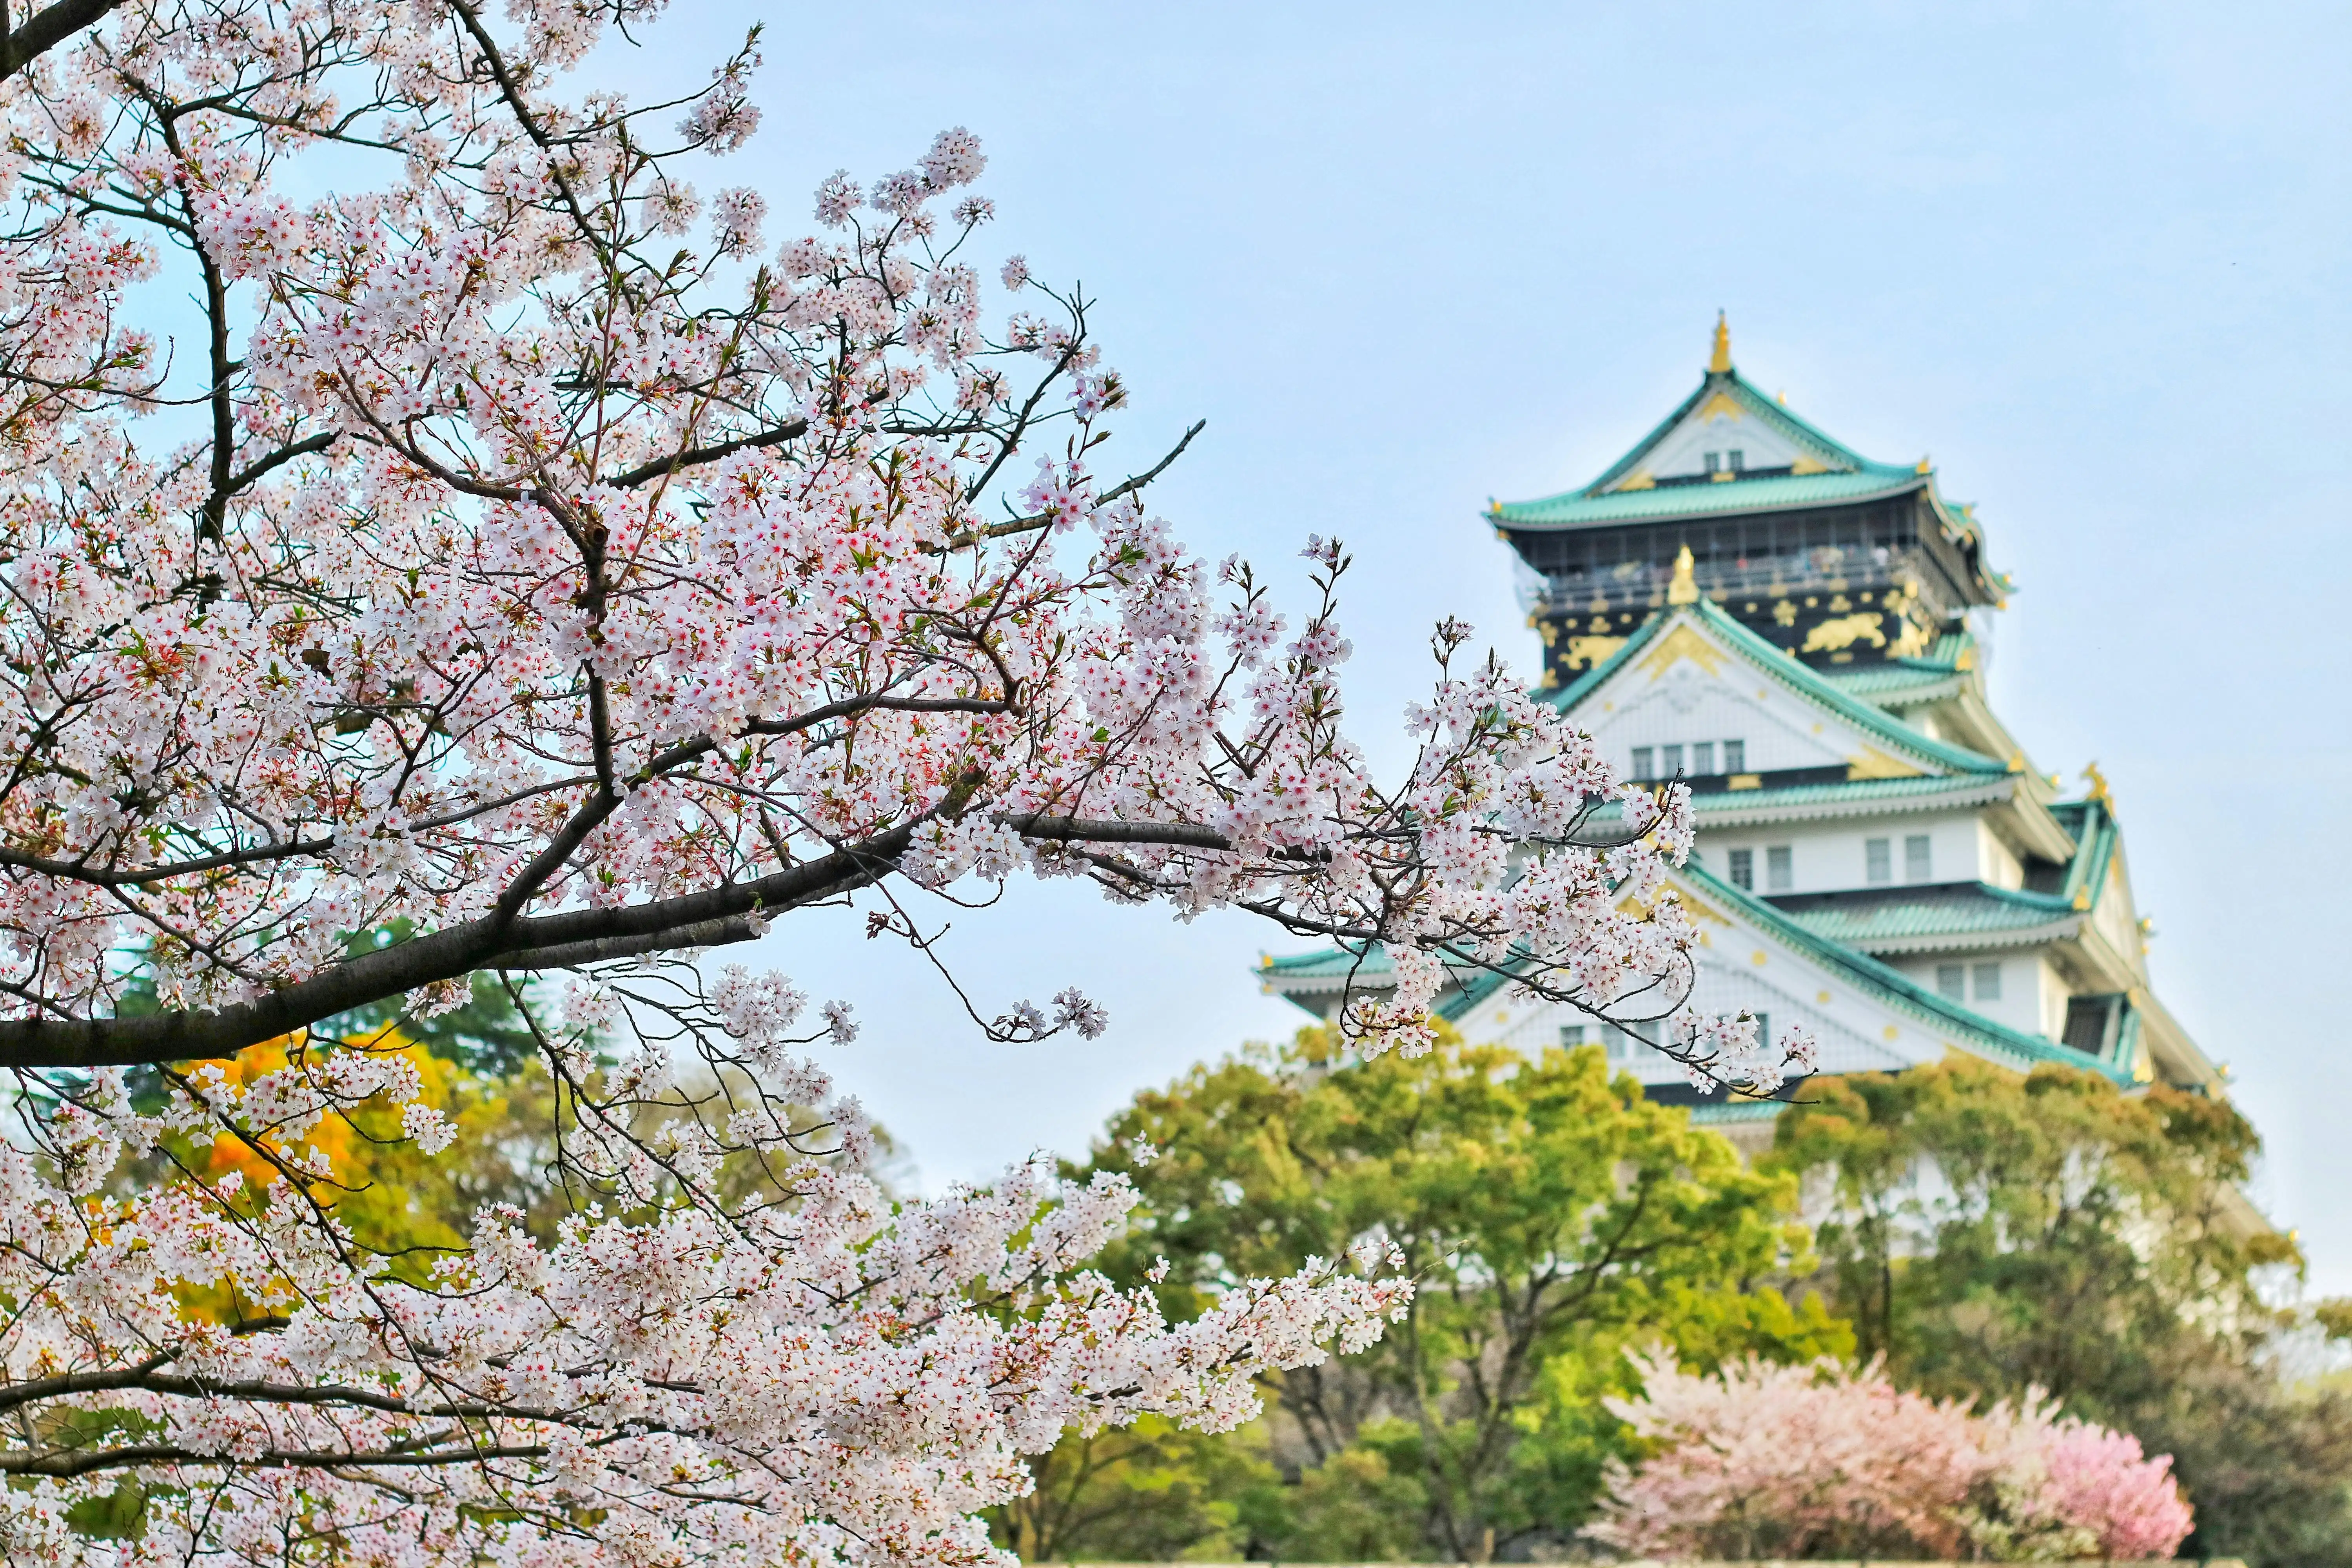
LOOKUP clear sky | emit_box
[616,4,2351,1287]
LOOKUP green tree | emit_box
[993,1417,1289,1563]
[1766,1059,2348,1567]
[1060,1024,1846,1560]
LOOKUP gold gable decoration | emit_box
[1846,745,1926,782]
[1637,623,1726,682]
[1564,634,1627,671]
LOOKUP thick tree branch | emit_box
[0,0,125,83]
[601,417,808,490]
[0,806,1283,1069]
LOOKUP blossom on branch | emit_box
[1595,1352,2194,1561]
[0,0,1807,1559]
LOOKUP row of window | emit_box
[1727,846,1792,893]
[1702,450,1747,474]
[1631,739,1746,780]
[1724,835,1937,893]
[1936,962,2002,1002]
[1867,835,1935,885]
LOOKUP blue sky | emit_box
[613,4,2352,1286]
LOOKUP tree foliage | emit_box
[1043,1025,1847,1559]
[1766,1060,2350,1567]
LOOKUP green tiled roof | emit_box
[1769,882,2080,948]
[1820,633,1976,704]
[1698,775,2004,813]
[1261,944,1387,981]
[1255,856,2129,1085]
[1563,775,2013,831]
[2048,799,2120,911]
[1678,860,2131,1082]
[1494,466,1924,530]
[1492,365,1954,535]
[1546,597,2009,779]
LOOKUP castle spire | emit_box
[1708,310,1732,374]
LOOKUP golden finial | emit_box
[1667,544,1699,605]
[1915,455,1933,474]
[1708,311,1732,374]
[2082,761,2111,804]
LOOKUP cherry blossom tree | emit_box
[1594,1353,2194,1561]
[0,1,1812,1560]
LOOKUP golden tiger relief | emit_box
[1800,612,1886,653]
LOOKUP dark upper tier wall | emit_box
[1509,488,1997,687]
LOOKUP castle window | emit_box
[1729,849,1754,890]
[1766,845,1793,892]
[1973,962,2002,1001]
[1723,739,1746,773]
[1906,834,1933,882]
[1703,451,1721,474]
[1661,744,1684,776]
[1560,1025,1586,1047]
[1936,964,1966,1001]
[1728,449,1746,472]
[1631,747,1654,780]
[1692,741,1715,775]
[2062,996,2112,1055]
[1866,838,1892,884]
[1750,1011,1770,1054]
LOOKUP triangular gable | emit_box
[1552,598,2008,783]
[1595,370,1868,492]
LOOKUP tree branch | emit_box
[0,0,125,83]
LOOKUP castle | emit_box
[1259,318,2231,1154]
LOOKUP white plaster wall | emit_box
[1586,666,1859,777]
[1695,810,1993,897]
[1882,949,2063,1040]
[1976,819,2024,891]
[1643,405,1805,480]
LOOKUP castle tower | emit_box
[1495,314,2006,687]
[1259,321,2239,1168]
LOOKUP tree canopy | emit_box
[1765,1060,2352,1566]
[1044,1026,1847,1560]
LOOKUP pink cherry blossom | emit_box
[0,2,1808,1559]
[1596,1352,2194,1561]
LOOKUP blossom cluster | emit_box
[0,0,1798,1559]
[1595,1352,2195,1561]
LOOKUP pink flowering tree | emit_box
[1595,1353,2194,1561]
[0,2,1813,1561]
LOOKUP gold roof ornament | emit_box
[1667,543,1700,605]
[1915,455,1933,474]
[1708,311,1732,374]
[2082,760,2112,804]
